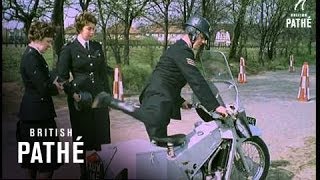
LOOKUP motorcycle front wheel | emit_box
[231,136,270,180]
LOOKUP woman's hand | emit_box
[73,93,81,102]
[53,76,64,94]
[181,100,192,109]
[215,105,228,117]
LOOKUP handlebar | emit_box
[193,102,238,120]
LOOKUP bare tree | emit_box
[79,0,91,11]
[106,19,124,64]
[97,0,112,60]
[265,2,288,61]
[201,0,209,17]
[95,0,128,65]
[254,0,291,64]
[180,0,197,23]
[106,0,149,65]
[144,0,175,52]
[199,0,233,47]
[229,0,250,62]
[2,0,51,37]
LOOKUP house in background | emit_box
[214,29,231,47]
[146,25,184,44]
[107,23,142,40]
[141,24,184,43]
[64,22,190,45]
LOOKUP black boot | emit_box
[92,91,112,108]
[146,126,168,147]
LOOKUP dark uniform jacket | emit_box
[19,46,58,121]
[57,39,111,96]
[139,39,220,121]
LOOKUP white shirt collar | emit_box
[77,35,89,48]
[28,43,42,54]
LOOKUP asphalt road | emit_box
[2,65,316,179]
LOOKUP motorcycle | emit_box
[86,50,270,179]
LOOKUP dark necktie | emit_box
[85,42,89,50]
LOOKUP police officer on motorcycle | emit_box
[93,16,228,141]
[134,16,228,140]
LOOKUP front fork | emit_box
[234,138,253,179]
[205,139,234,180]
[210,136,252,180]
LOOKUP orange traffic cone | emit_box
[289,54,295,72]
[297,62,310,102]
[238,57,247,83]
[113,65,124,101]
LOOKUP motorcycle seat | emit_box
[152,134,186,147]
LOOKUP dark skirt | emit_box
[16,119,63,172]
[67,96,110,151]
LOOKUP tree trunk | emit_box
[258,0,265,66]
[258,33,266,66]
[229,0,249,62]
[163,3,169,53]
[79,0,90,11]
[109,33,122,64]
[202,0,207,17]
[97,0,108,61]
[183,0,187,23]
[114,46,122,65]
[24,19,32,43]
[237,33,247,58]
[308,28,312,55]
[123,0,131,65]
[52,0,65,63]
[182,0,195,23]
[267,43,273,60]
[163,22,169,53]
[123,21,131,65]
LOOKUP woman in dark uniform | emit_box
[56,11,112,178]
[17,21,63,179]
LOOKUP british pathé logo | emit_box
[286,0,311,28]
[294,0,307,11]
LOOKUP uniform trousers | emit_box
[67,96,110,151]
[134,93,173,139]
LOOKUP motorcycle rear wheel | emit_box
[231,136,270,180]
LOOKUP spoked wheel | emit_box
[231,136,270,180]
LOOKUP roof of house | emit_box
[139,23,184,34]
[64,22,185,35]
[107,23,140,34]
